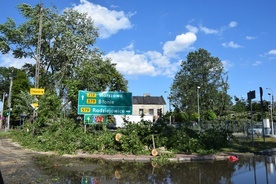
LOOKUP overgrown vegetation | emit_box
[0,3,274,160]
[2,119,275,157]
[7,116,235,156]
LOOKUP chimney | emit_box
[143,93,150,97]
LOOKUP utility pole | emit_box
[33,4,43,121]
[267,88,274,136]
[35,5,43,88]
[0,80,4,129]
[6,70,13,131]
[0,93,5,129]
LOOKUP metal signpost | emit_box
[78,91,132,115]
[247,90,256,147]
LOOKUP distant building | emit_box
[132,94,166,117]
[113,94,166,127]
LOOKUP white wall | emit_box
[114,115,153,128]
[132,104,166,116]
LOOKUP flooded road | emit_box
[1,138,276,183]
[32,155,276,183]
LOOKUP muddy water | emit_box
[33,155,276,184]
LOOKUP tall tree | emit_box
[170,48,231,121]
[65,55,128,117]
[0,3,98,92]
[0,3,128,118]
[0,67,32,128]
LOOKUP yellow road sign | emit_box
[31,103,39,108]
[30,88,45,95]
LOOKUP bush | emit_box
[199,125,232,150]
[9,117,233,155]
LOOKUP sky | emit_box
[1,0,276,111]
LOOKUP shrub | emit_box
[199,125,232,150]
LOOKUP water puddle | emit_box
[33,155,276,183]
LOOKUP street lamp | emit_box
[197,86,201,132]
[164,91,172,125]
[267,88,274,135]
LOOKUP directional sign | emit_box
[79,106,132,115]
[78,91,132,106]
[84,114,107,124]
[30,88,45,95]
[78,91,132,115]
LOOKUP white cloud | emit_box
[73,0,133,39]
[199,25,218,34]
[162,32,197,57]
[268,49,276,55]
[0,53,35,69]
[186,24,198,33]
[222,41,242,48]
[246,36,256,40]
[122,42,135,50]
[191,21,237,36]
[221,60,233,71]
[105,44,180,77]
[253,60,262,66]
[229,21,237,28]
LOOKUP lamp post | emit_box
[267,88,274,135]
[197,86,201,132]
[168,95,172,125]
[164,91,172,125]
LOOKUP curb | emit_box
[74,152,234,163]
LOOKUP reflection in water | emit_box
[34,155,276,183]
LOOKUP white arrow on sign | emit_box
[81,95,84,101]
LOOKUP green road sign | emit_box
[84,114,107,124]
[78,91,132,106]
[78,91,132,115]
[81,176,99,184]
[79,106,132,115]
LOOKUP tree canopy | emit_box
[0,3,128,121]
[170,48,232,122]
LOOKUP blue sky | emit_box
[1,0,276,110]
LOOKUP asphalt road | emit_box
[0,139,53,184]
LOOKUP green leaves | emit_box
[171,48,231,121]
[0,3,128,120]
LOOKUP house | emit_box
[113,94,166,127]
[132,94,166,117]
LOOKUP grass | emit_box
[0,131,10,138]
[222,135,276,154]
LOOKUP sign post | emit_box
[247,90,256,147]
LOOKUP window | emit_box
[139,109,144,115]
[149,109,154,115]
[157,108,162,116]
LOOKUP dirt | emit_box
[0,138,56,184]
